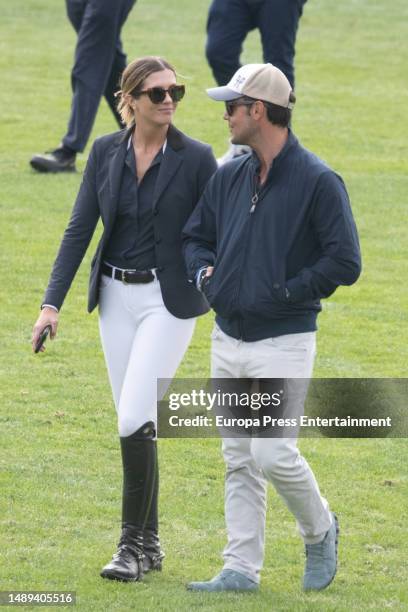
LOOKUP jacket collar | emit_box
[251,128,298,173]
[274,128,298,164]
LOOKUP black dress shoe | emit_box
[30,147,76,173]
[143,528,165,572]
[100,526,144,582]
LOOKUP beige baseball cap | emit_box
[206,63,294,109]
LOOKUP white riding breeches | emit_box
[98,273,196,437]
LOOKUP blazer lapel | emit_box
[152,148,183,213]
[152,124,185,212]
[106,128,131,221]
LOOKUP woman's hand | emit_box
[32,307,59,353]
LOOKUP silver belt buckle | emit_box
[121,270,128,284]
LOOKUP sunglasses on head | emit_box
[133,84,185,104]
[225,98,256,116]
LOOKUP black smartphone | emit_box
[34,325,52,354]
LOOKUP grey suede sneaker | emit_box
[303,512,339,591]
[187,569,258,592]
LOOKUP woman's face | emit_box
[132,69,178,127]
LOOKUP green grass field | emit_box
[1,0,407,610]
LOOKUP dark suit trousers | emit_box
[63,0,135,153]
[206,0,307,88]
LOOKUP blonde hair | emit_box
[116,56,176,127]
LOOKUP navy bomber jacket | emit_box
[182,130,362,341]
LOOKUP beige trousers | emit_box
[211,324,332,583]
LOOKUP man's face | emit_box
[223,98,256,145]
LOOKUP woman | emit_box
[31,56,217,582]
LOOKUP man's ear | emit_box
[251,100,265,120]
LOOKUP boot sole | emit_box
[100,570,142,582]
[30,159,76,173]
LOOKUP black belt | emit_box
[101,262,155,284]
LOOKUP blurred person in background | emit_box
[205,0,307,164]
[32,56,217,582]
[30,0,136,173]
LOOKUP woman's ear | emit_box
[123,93,135,109]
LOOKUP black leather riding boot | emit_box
[100,421,156,582]
[143,450,165,572]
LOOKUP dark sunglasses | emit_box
[225,99,255,116]
[133,84,185,104]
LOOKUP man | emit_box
[182,63,361,592]
[206,0,307,163]
[30,0,135,173]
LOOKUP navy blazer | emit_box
[43,124,217,317]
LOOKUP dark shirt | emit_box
[103,142,162,269]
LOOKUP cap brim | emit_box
[206,86,242,101]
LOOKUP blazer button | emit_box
[153,209,159,216]
[273,283,280,289]
[156,266,164,272]
[155,238,162,244]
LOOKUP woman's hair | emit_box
[117,56,176,127]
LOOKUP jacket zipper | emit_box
[249,192,259,214]
[232,176,261,335]
[232,165,276,337]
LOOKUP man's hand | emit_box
[32,307,59,353]
[197,266,214,292]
